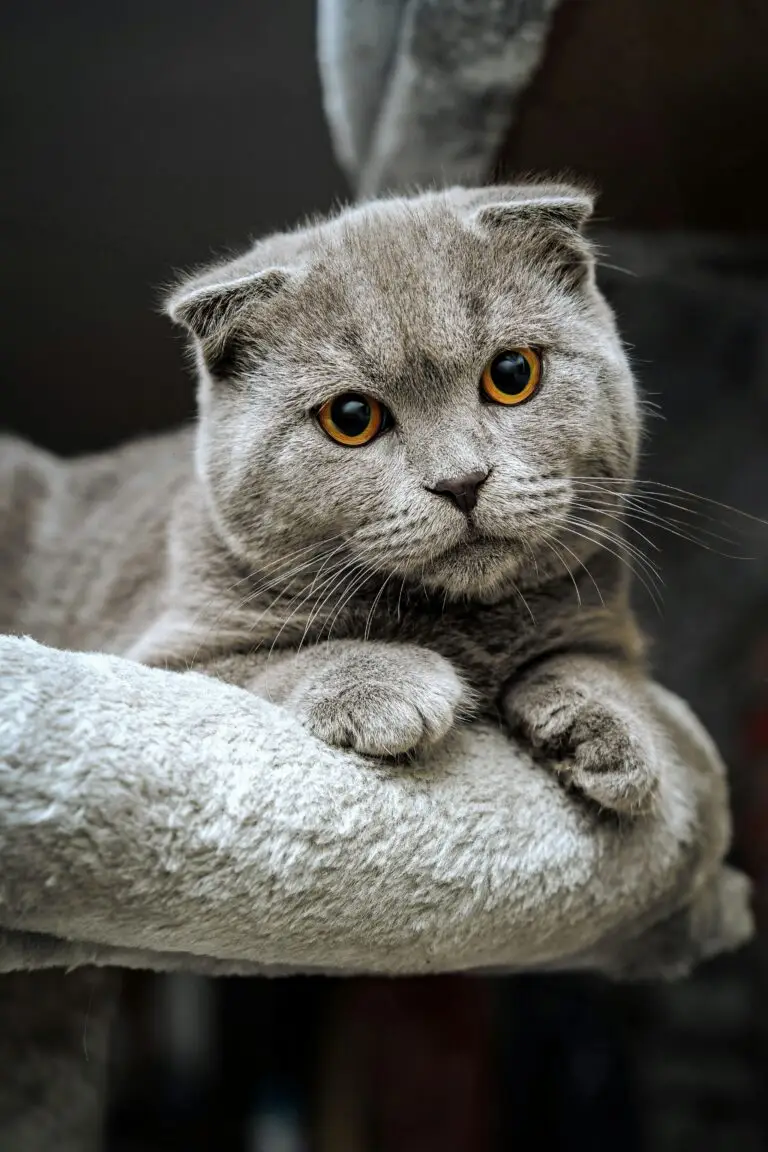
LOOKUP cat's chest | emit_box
[337,593,541,693]
[327,552,626,697]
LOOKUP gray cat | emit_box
[9,183,658,815]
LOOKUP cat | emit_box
[7,182,659,815]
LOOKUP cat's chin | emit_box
[419,538,526,602]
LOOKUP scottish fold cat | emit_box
[12,183,659,814]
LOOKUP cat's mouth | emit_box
[435,531,506,559]
[419,531,524,598]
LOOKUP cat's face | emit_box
[170,186,640,600]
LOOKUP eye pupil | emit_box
[481,348,541,406]
[318,392,388,445]
[489,351,531,394]
[331,394,372,437]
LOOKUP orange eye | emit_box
[317,393,390,446]
[481,348,541,405]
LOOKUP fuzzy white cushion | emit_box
[0,635,751,978]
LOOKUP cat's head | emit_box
[168,184,640,600]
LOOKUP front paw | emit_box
[506,677,659,814]
[293,646,468,758]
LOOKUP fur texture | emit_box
[0,636,752,1145]
[138,184,651,813]
[0,187,755,1149]
[8,186,654,812]
[0,635,749,977]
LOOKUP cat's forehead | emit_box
[288,201,564,371]
[314,198,519,298]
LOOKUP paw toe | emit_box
[570,725,659,815]
[306,685,453,758]
[570,760,658,815]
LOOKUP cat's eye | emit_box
[481,348,541,405]
[317,392,391,446]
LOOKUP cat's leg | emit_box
[503,654,660,814]
[246,641,469,758]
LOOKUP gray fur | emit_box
[152,184,651,812]
[11,186,652,813]
[0,188,754,1149]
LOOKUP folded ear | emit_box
[166,267,290,378]
[471,184,594,230]
[466,183,596,288]
[167,268,290,339]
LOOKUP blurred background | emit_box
[2,0,768,1148]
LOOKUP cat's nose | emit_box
[427,470,489,515]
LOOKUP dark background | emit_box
[4,0,768,458]
[1,0,344,454]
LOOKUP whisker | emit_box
[238,539,348,610]
[581,499,749,558]
[564,517,664,615]
[253,549,357,650]
[309,547,388,647]
[395,576,408,622]
[187,537,346,665]
[364,572,395,641]
[572,480,745,532]
[298,557,371,651]
[571,486,753,555]
[567,514,664,587]
[259,563,361,686]
[323,562,380,643]
[540,534,581,608]
[572,500,661,554]
[509,576,536,627]
[573,476,768,527]
[540,530,607,610]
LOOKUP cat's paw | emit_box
[293,646,467,758]
[505,676,659,814]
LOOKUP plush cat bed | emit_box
[0,634,752,978]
